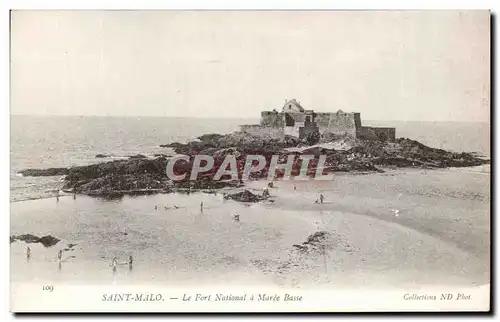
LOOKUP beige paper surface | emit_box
[10,10,491,313]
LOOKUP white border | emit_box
[2,0,499,10]
[9,284,491,313]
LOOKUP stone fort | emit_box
[240,99,396,141]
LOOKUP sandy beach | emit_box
[8,10,492,313]
[10,165,490,290]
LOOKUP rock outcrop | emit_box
[18,168,68,177]
[224,189,268,203]
[293,231,331,254]
[10,234,60,247]
[18,131,489,198]
[128,154,147,159]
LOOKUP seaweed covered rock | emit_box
[197,133,224,145]
[11,234,60,247]
[65,158,169,184]
[161,132,301,155]
[128,154,147,159]
[224,189,267,202]
[18,131,489,199]
[301,131,320,146]
[319,132,351,144]
[18,168,68,177]
[293,231,330,254]
[67,173,168,195]
[38,235,61,247]
[160,141,209,155]
[349,138,490,168]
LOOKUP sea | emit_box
[9,116,491,287]
[10,115,490,203]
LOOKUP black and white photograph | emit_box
[8,10,491,312]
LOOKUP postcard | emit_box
[9,10,491,313]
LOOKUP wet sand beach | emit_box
[10,166,490,289]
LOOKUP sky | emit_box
[10,10,490,122]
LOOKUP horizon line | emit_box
[9,113,490,124]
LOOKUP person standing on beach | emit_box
[73,192,76,200]
[56,192,59,203]
[128,256,133,270]
[320,194,324,204]
[200,201,204,213]
[111,257,117,272]
[57,250,62,262]
[26,246,31,259]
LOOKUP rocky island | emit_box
[18,130,489,199]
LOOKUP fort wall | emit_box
[246,104,396,142]
[239,124,285,140]
[260,111,284,128]
[314,113,332,128]
[284,125,300,137]
[299,123,320,139]
[314,112,361,138]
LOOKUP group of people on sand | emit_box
[55,191,77,202]
[47,181,326,272]
[154,204,180,211]
[153,201,208,212]
[315,194,325,204]
[111,255,133,272]
[270,181,325,204]
[26,246,134,272]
